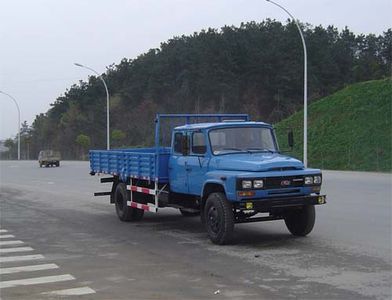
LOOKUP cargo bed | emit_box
[89,147,171,183]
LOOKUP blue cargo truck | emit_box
[89,114,326,244]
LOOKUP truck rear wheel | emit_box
[284,205,315,236]
[114,183,144,222]
[204,193,234,245]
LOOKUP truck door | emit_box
[187,131,208,195]
[168,131,189,194]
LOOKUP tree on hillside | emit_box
[3,138,15,160]
[20,121,32,160]
[112,129,126,148]
[76,134,91,160]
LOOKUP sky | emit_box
[0,0,391,140]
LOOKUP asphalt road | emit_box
[0,160,391,300]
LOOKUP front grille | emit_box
[268,167,299,171]
[268,189,301,195]
[264,176,304,189]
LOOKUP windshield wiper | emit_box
[245,147,275,153]
[219,147,247,153]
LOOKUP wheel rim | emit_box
[207,206,220,234]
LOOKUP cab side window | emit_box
[192,132,206,154]
[173,132,183,154]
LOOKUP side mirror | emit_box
[181,135,189,156]
[288,130,294,149]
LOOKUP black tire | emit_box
[284,205,315,236]
[179,209,200,217]
[39,162,42,168]
[114,183,144,222]
[204,193,234,245]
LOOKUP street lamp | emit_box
[0,91,21,160]
[74,63,110,150]
[266,0,308,167]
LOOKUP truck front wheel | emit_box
[284,205,315,236]
[204,193,234,245]
[114,183,144,222]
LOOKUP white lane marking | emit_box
[0,240,23,246]
[0,263,59,275]
[0,230,8,233]
[42,287,96,296]
[0,254,44,263]
[0,274,75,289]
[0,235,15,239]
[0,247,34,254]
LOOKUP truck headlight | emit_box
[304,176,314,185]
[253,179,264,188]
[314,175,322,184]
[242,180,252,189]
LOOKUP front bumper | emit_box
[236,194,326,212]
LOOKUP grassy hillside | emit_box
[275,79,391,172]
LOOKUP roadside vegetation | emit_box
[1,21,391,164]
[275,79,391,172]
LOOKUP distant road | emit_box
[0,161,391,299]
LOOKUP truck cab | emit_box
[90,114,326,245]
[169,121,322,197]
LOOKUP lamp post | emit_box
[266,0,308,167]
[0,91,21,160]
[74,63,110,150]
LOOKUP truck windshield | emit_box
[209,127,277,155]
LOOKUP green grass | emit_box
[275,79,392,172]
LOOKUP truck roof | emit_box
[174,121,271,130]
